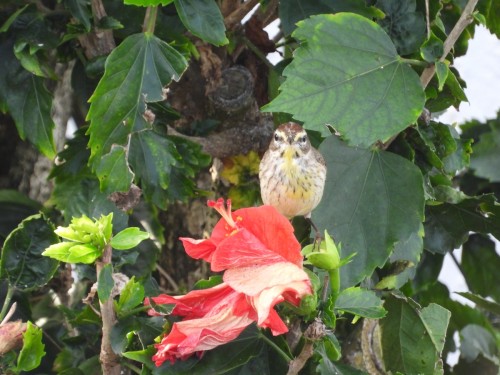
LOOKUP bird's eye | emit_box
[300,135,307,143]
[274,133,280,142]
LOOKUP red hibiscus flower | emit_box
[147,199,312,366]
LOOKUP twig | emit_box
[155,263,180,292]
[0,302,17,326]
[420,0,479,89]
[143,6,158,34]
[97,245,121,375]
[425,0,430,39]
[224,0,260,29]
[286,319,326,375]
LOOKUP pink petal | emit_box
[152,303,254,366]
[148,283,241,319]
[224,263,311,326]
[179,237,217,263]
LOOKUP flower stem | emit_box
[0,285,14,322]
[329,268,340,306]
[143,6,158,34]
[259,332,293,362]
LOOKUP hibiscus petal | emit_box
[211,228,285,272]
[152,303,254,366]
[224,263,311,327]
[231,206,303,266]
[148,283,240,319]
[179,237,217,263]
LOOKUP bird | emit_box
[259,122,326,235]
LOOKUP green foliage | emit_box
[314,136,424,287]
[380,295,451,374]
[0,45,56,158]
[0,0,499,373]
[334,287,386,319]
[111,227,150,250]
[0,214,59,290]
[263,13,425,146]
[16,322,46,372]
[173,0,228,46]
[98,264,115,302]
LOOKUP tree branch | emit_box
[420,0,479,89]
[78,0,116,59]
[286,319,326,375]
[224,0,260,29]
[97,244,121,375]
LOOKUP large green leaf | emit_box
[380,295,450,375]
[263,13,425,146]
[87,32,187,170]
[313,136,425,287]
[461,234,500,301]
[0,42,56,158]
[0,214,59,290]
[174,0,228,46]
[335,287,386,318]
[424,194,500,254]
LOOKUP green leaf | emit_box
[43,242,101,264]
[377,0,426,55]
[63,0,91,31]
[117,276,145,314]
[470,121,500,182]
[96,145,134,193]
[98,264,114,302]
[435,61,449,91]
[461,234,500,301]
[1,214,59,290]
[111,227,150,250]
[279,0,384,36]
[457,292,500,316]
[0,44,56,158]
[0,5,29,33]
[335,287,386,319]
[263,13,425,146]
[420,31,444,62]
[424,194,500,254]
[128,131,178,208]
[174,0,228,46]
[380,295,450,375]
[16,322,45,372]
[477,0,500,38]
[87,32,188,178]
[313,136,425,287]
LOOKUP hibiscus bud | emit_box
[302,231,340,270]
[0,321,27,355]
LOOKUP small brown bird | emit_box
[259,122,326,224]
